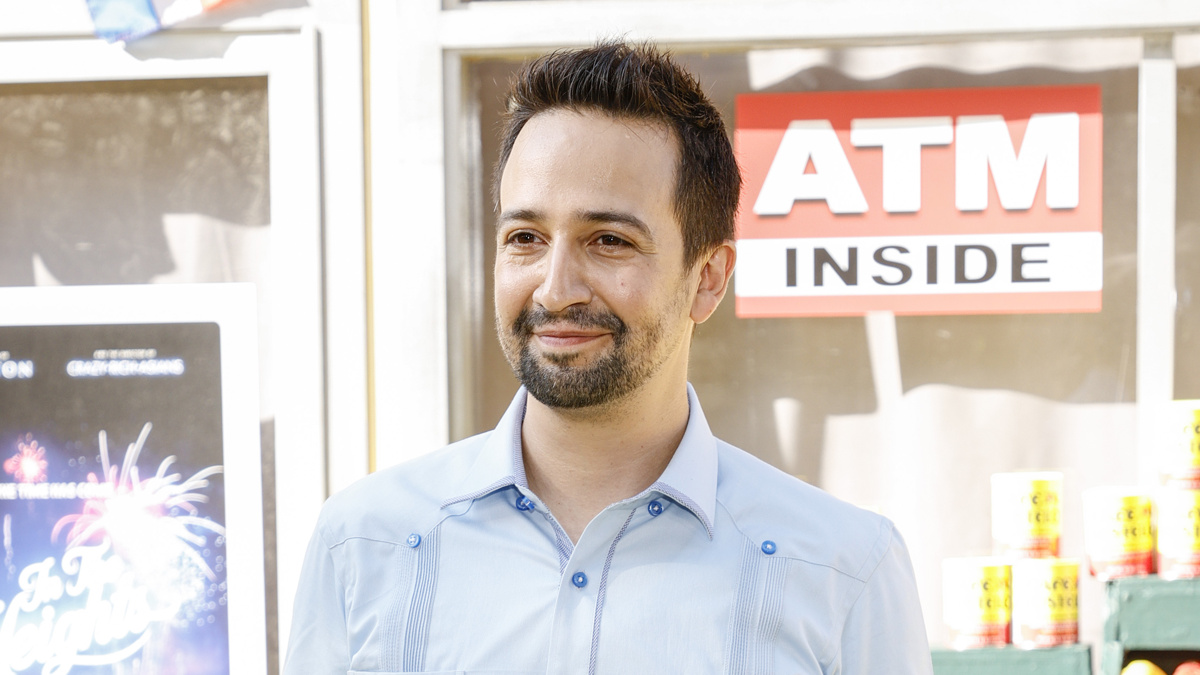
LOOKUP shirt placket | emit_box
[542,494,671,675]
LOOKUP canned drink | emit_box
[1011,558,1078,649]
[992,472,1062,558]
[1157,488,1200,580]
[1166,406,1200,489]
[943,557,1011,649]
[1082,487,1155,579]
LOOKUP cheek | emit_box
[598,270,641,308]
[493,265,536,315]
[603,269,681,321]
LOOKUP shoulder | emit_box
[313,432,490,548]
[714,439,896,581]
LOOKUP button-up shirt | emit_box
[285,385,932,674]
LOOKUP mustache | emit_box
[512,305,626,338]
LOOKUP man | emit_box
[286,41,932,674]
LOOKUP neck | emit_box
[520,376,690,543]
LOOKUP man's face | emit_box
[494,109,696,409]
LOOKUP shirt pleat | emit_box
[724,538,762,674]
[754,557,787,674]
[402,527,441,671]
[380,546,417,670]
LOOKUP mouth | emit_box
[531,328,612,349]
[510,305,626,356]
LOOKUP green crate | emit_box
[1102,576,1200,675]
[932,645,1092,675]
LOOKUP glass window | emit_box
[457,38,1143,648]
[0,77,269,286]
[0,74,280,665]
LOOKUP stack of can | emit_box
[1079,405,1200,582]
[944,406,1200,651]
[944,471,1079,650]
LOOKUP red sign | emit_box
[734,85,1103,317]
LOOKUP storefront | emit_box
[372,1,1200,669]
[3,0,1200,671]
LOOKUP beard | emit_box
[498,304,667,409]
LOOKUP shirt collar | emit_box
[440,388,528,508]
[441,384,718,538]
[648,383,718,538]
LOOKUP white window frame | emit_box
[0,30,325,662]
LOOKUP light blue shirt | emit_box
[285,385,932,674]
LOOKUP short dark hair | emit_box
[494,40,741,270]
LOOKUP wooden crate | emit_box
[932,644,1092,675]
[1102,576,1200,675]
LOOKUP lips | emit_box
[513,306,626,346]
[532,329,612,349]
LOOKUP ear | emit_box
[690,241,736,324]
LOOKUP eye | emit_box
[596,234,630,247]
[506,231,541,246]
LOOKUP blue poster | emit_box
[0,323,229,674]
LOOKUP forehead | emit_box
[499,109,678,215]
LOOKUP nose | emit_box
[531,240,592,312]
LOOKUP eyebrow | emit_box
[497,208,653,239]
[497,208,542,227]
[578,210,652,238]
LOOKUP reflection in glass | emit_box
[0,77,269,287]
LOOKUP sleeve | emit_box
[838,522,933,675]
[282,517,351,675]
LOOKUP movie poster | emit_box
[0,311,242,673]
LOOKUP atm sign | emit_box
[734,85,1102,317]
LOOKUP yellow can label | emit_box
[1085,491,1154,556]
[1013,559,1078,624]
[1158,489,1200,555]
[1022,481,1063,536]
[1186,410,1200,468]
[1166,407,1200,485]
[973,569,1012,623]
[1112,497,1155,553]
[944,559,1012,626]
[1045,574,1077,624]
[993,473,1062,556]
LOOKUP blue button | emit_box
[406,533,421,548]
[571,572,588,588]
[647,500,664,517]
[516,496,534,511]
[761,540,777,555]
